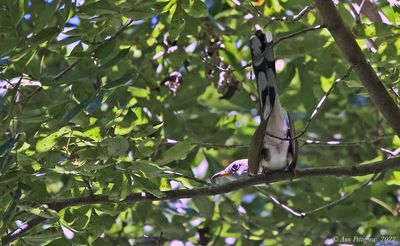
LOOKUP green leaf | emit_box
[94,40,117,59]
[123,10,156,21]
[393,135,400,147]
[83,127,102,141]
[30,27,61,44]
[344,79,362,88]
[36,127,70,152]
[320,74,335,93]
[134,201,151,223]
[35,134,58,153]
[6,0,24,26]
[122,1,163,20]
[160,178,171,191]
[169,6,185,40]
[131,123,163,138]
[131,174,164,197]
[20,205,60,219]
[156,139,194,165]
[193,196,215,219]
[63,91,104,123]
[100,48,130,68]
[387,171,400,186]
[181,0,208,18]
[101,137,129,157]
[78,1,120,14]
[133,160,165,174]
[104,73,137,90]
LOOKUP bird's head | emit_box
[211,159,249,182]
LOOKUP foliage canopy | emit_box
[1,0,400,245]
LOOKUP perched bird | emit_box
[248,30,298,176]
[211,30,298,181]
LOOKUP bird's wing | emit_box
[286,112,298,170]
[248,118,269,176]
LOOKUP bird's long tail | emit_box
[250,30,285,136]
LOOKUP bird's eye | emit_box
[231,164,239,172]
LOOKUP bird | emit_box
[248,30,298,176]
[211,30,298,181]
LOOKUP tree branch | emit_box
[2,157,399,244]
[1,217,46,245]
[300,133,394,147]
[314,0,400,137]
[52,59,82,80]
[273,24,325,46]
[264,5,315,27]
[44,158,400,208]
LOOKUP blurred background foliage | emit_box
[0,0,400,245]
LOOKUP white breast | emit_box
[260,141,290,171]
[258,106,290,173]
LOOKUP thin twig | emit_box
[247,0,263,17]
[300,133,394,147]
[303,173,381,215]
[52,59,82,80]
[380,147,400,158]
[257,173,380,217]
[1,217,47,244]
[369,197,397,216]
[195,142,249,148]
[231,0,262,17]
[273,24,325,46]
[256,187,306,217]
[167,132,394,149]
[200,56,230,72]
[265,5,315,27]
[158,232,163,246]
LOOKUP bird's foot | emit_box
[284,167,297,181]
[262,169,270,177]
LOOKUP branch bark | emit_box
[2,157,399,244]
[48,157,400,209]
[314,0,400,137]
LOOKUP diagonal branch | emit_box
[1,217,46,245]
[314,0,400,137]
[303,172,381,216]
[273,24,325,46]
[2,157,399,244]
[265,5,315,26]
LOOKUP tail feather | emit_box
[250,31,278,120]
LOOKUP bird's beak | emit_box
[211,170,230,181]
